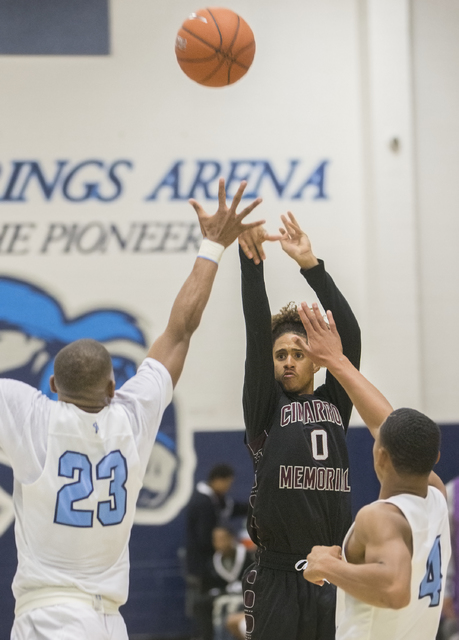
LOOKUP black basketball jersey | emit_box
[240,247,361,555]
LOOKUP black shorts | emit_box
[242,561,336,640]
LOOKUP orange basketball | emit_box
[175,7,256,87]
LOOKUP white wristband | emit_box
[197,238,225,264]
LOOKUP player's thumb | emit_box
[188,199,204,218]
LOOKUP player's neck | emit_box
[72,401,108,413]
[58,392,111,413]
[379,475,429,500]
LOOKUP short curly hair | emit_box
[380,408,440,476]
[271,302,307,344]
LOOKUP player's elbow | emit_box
[381,584,411,609]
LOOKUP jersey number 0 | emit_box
[54,450,128,527]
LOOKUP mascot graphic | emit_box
[0,276,183,534]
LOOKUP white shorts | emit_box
[12,603,128,640]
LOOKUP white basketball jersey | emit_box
[4,358,172,611]
[336,487,451,640]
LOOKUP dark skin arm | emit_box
[295,302,392,434]
[295,302,446,494]
[303,502,413,609]
[149,179,263,387]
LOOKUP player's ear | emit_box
[373,444,386,470]
[378,447,391,470]
[49,375,57,393]
[313,363,320,374]
[107,378,116,398]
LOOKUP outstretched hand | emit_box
[238,226,283,265]
[293,302,344,368]
[189,179,264,249]
[279,212,319,270]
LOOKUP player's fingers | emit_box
[279,227,292,244]
[280,213,290,228]
[217,178,228,210]
[292,334,308,350]
[265,233,283,242]
[244,234,262,264]
[189,201,211,235]
[326,310,338,335]
[238,237,253,260]
[241,220,266,232]
[303,302,324,332]
[297,310,315,342]
[311,303,329,331]
[287,211,301,230]
[281,213,297,236]
[298,302,319,330]
[237,197,263,221]
[230,180,248,211]
[297,304,311,331]
[255,242,266,262]
[188,199,205,217]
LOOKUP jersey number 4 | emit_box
[419,535,443,607]
[54,450,128,528]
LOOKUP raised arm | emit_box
[148,179,263,387]
[237,223,286,443]
[279,214,360,364]
[279,212,361,426]
[239,238,280,444]
[296,302,392,437]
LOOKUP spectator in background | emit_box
[186,464,248,640]
[225,612,246,640]
[203,526,254,640]
[441,477,459,640]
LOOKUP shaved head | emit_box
[54,339,113,397]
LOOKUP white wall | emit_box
[356,0,422,413]
[411,0,459,422]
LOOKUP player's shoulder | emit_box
[355,501,391,523]
[115,357,172,402]
[0,377,38,392]
[137,357,172,380]
[360,500,406,517]
[0,377,49,403]
[355,500,410,537]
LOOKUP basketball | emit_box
[175,7,256,87]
